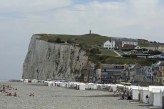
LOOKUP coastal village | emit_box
[20,33,164,109]
[80,37,164,86]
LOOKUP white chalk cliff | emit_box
[22,35,88,81]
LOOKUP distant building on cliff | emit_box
[103,40,115,49]
[103,37,138,49]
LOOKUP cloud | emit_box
[0,0,72,21]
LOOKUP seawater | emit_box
[0,79,9,82]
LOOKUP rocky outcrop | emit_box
[22,34,88,81]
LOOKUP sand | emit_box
[0,82,149,109]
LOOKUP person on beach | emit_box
[12,92,17,97]
[146,95,149,103]
[29,93,34,96]
[2,85,5,92]
[6,92,12,96]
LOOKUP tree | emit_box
[90,48,101,55]
[55,38,62,43]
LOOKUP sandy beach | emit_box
[0,82,149,109]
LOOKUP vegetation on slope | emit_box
[89,55,164,66]
[37,33,110,49]
[36,33,163,66]
[138,39,151,47]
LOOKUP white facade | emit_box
[122,41,138,47]
[134,46,141,49]
[103,40,115,49]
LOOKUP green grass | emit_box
[36,33,111,49]
[89,55,161,65]
[99,49,118,57]
[138,39,151,47]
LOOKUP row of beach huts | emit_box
[22,79,164,109]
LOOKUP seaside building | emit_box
[100,64,128,83]
[152,61,164,85]
[134,66,153,84]
[103,40,115,49]
[112,37,138,49]
[103,37,138,50]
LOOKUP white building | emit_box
[103,40,115,49]
[122,40,138,47]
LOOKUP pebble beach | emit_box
[0,82,149,109]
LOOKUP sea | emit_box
[0,79,10,82]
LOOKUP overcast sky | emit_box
[0,0,164,80]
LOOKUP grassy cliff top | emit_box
[36,33,153,47]
[36,33,111,48]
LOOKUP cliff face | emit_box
[22,35,88,81]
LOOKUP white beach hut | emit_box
[89,84,98,90]
[85,83,89,89]
[32,79,38,83]
[88,83,94,89]
[61,82,67,87]
[110,84,117,92]
[149,86,164,106]
[131,86,140,100]
[79,83,86,90]
[48,81,53,86]
[142,87,149,103]
[152,88,162,107]
[20,79,24,82]
[43,81,49,86]
[149,86,156,105]
[66,82,72,88]
[24,79,31,83]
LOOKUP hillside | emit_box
[35,33,163,66]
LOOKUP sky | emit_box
[0,0,164,79]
